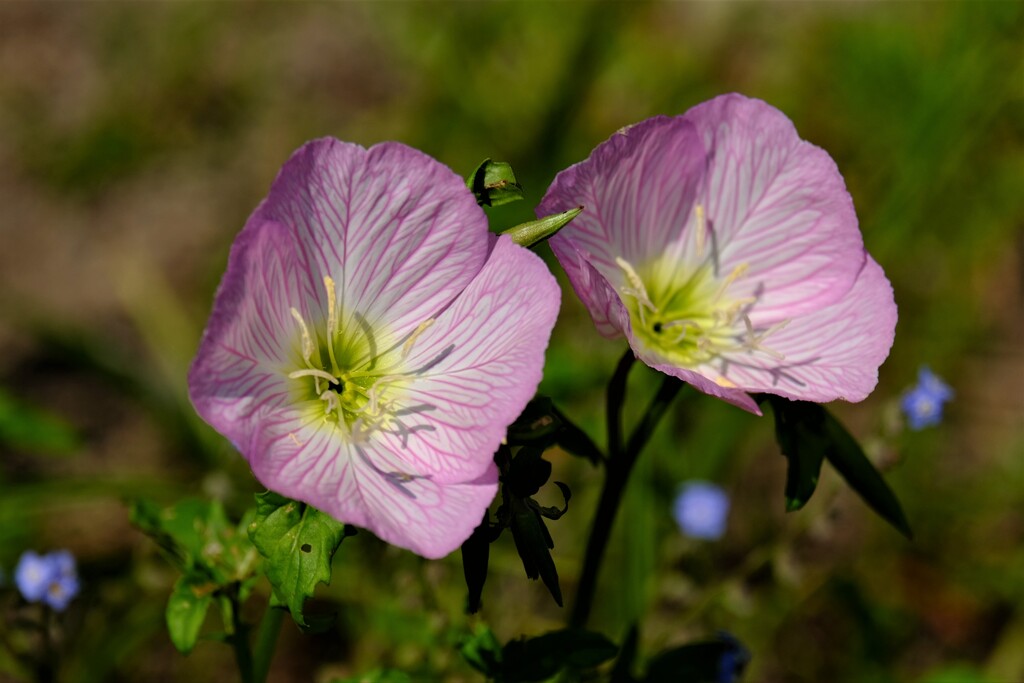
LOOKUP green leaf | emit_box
[765,397,912,538]
[550,404,603,466]
[507,446,552,498]
[459,624,504,677]
[166,572,215,655]
[508,496,562,607]
[461,511,493,614]
[500,207,583,248]
[129,497,258,584]
[764,397,828,511]
[507,397,562,447]
[466,158,524,207]
[819,406,914,539]
[247,491,353,628]
[501,628,618,682]
[0,387,80,455]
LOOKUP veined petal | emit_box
[189,219,310,444]
[252,139,490,353]
[542,116,706,273]
[683,94,864,320]
[715,256,897,402]
[388,236,561,483]
[350,446,498,559]
[548,238,631,340]
[633,343,762,414]
[244,420,499,559]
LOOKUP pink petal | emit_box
[683,94,864,321]
[548,238,631,340]
[542,116,706,278]
[716,256,897,402]
[243,421,498,559]
[189,219,309,446]
[393,236,561,484]
[253,139,490,352]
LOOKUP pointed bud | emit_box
[501,206,583,248]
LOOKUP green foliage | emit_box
[248,491,354,630]
[460,625,618,682]
[130,497,260,654]
[166,572,216,654]
[0,387,79,455]
[765,397,912,538]
[467,159,525,207]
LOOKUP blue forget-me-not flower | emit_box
[901,366,953,430]
[14,549,80,611]
[674,481,730,540]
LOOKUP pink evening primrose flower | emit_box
[189,139,560,559]
[540,94,896,414]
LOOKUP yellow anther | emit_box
[403,319,435,359]
[715,376,738,388]
[288,433,303,446]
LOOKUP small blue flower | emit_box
[15,551,53,602]
[14,550,79,611]
[673,481,730,540]
[901,366,953,430]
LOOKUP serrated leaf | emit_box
[466,158,524,207]
[459,624,504,677]
[501,629,618,682]
[166,572,215,655]
[247,491,352,628]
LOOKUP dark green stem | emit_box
[570,358,682,628]
[606,351,636,460]
[251,605,285,683]
[223,593,253,683]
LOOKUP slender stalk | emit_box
[606,351,636,460]
[223,593,253,683]
[251,605,285,683]
[570,359,682,628]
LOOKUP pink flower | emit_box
[540,94,896,413]
[189,139,560,558]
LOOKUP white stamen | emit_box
[402,319,435,359]
[615,256,657,312]
[289,368,339,384]
[320,389,340,416]
[323,276,341,374]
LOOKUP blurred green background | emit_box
[0,2,1021,681]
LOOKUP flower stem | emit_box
[570,353,682,628]
[251,604,285,683]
